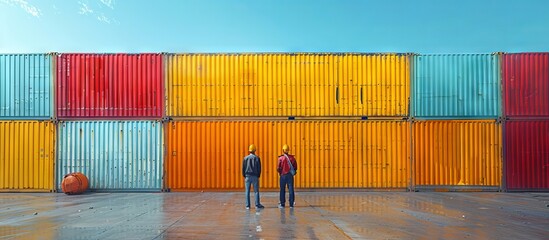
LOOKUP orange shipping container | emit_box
[412,120,502,190]
[165,120,410,190]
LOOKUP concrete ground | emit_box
[0,191,548,239]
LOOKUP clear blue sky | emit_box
[1,0,548,53]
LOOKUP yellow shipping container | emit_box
[165,120,410,190]
[165,53,410,117]
[0,121,55,192]
[412,120,502,189]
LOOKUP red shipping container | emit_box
[502,53,549,117]
[505,120,549,191]
[56,54,163,119]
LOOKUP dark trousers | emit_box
[279,174,294,206]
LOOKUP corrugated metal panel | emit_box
[166,120,410,190]
[339,54,410,116]
[57,121,163,191]
[505,120,549,191]
[0,54,53,119]
[166,53,410,117]
[0,121,55,191]
[412,120,502,188]
[502,53,549,117]
[412,54,501,119]
[56,54,163,119]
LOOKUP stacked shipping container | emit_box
[1,52,546,192]
[412,54,501,119]
[502,53,549,191]
[412,120,502,190]
[164,53,411,190]
[57,121,162,190]
[56,54,163,118]
[0,54,54,120]
[166,120,410,190]
[412,54,503,191]
[0,54,55,192]
[0,121,56,191]
[165,53,410,117]
[55,54,164,192]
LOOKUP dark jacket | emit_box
[242,153,262,177]
[277,154,298,175]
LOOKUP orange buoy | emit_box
[61,172,89,195]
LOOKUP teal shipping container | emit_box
[412,54,501,119]
[0,54,53,119]
[57,121,163,191]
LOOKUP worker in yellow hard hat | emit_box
[242,144,264,209]
[277,144,298,208]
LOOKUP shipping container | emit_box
[56,54,163,119]
[165,120,410,190]
[505,120,549,191]
[166,53,410,117]
[412,54,501,119]
[0,54,53,119]
[413,120,502,190]
[0,121,55,192]
[57,121,163,191]
[502,53,549,118]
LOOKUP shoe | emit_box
[256,204,264,209]
[290,205,294,208]
[246,206,250,210]
[278,204,285,209]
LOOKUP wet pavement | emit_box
[1,191,548,239]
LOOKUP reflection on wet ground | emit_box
[1,192,548,239]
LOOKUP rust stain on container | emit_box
[166,120,410,190]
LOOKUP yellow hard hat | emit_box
[282,144,290,153]
[248,144,256,152]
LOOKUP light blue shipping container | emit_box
[412,54,501,119]
[57,121,163,191]
[0,54,53,119]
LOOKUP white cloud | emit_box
[1,0,42,17]
[76,0,118,24]
[99,0,114,9]
[78,1,93,15]
[96,14,118,25]
[97,14,110,24]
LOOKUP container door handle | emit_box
[336,87,339,104]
